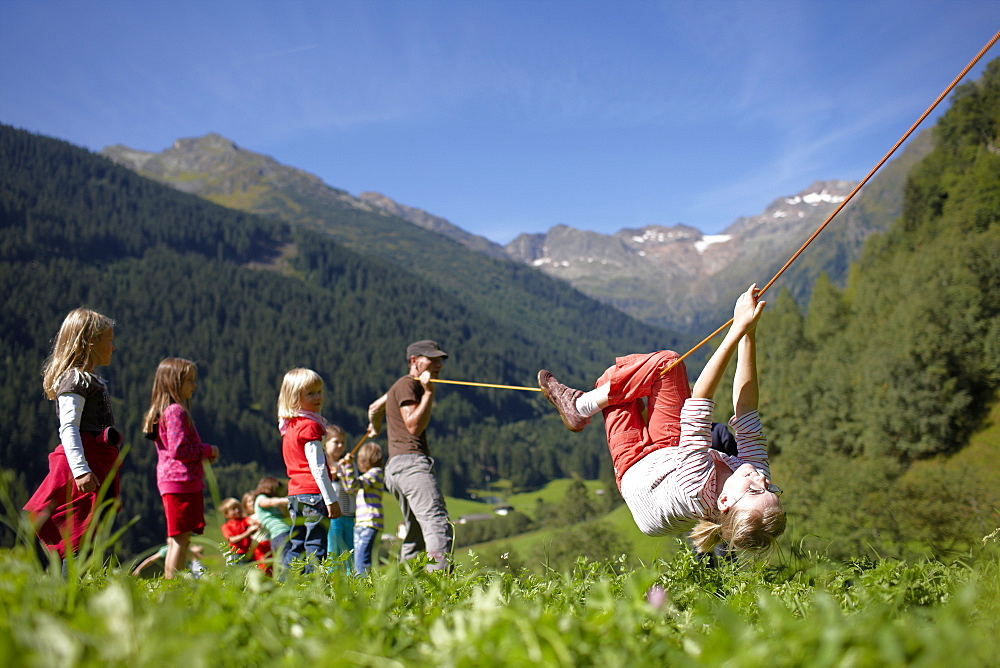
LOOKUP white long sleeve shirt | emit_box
[58,393,91,478]
[620,398,770,536]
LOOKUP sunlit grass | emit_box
[3,535,1000,666]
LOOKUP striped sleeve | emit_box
[675,398,716,502]
[728,410,770,477]
[355,466,385,530]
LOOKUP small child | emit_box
[142,358,220,579]
[538,284,786,555]
[252,476,291,568]
[340,441,386,575]
[277,368,341,573]
[325,425,356,572]
[242,492,273,575]
[219,497,268,569]
[24,308,121,562]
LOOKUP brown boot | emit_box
[537,370,590,432]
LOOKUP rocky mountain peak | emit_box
[358,191,509,259]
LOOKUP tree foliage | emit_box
[756,59,1000,559]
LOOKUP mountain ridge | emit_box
[103,128,933,334]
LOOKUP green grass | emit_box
[5,471,1000,666]
[3,537,1000,666]
[500,478,604,520]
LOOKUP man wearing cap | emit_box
[367,340,453,571]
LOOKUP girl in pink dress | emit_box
[142,358,219,578]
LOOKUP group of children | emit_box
[26,284,785,579]
[23,308,386,578]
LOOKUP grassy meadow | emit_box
[2,528,999,666]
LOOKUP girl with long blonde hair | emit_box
[278,368,341,573]
[24,307,121,559]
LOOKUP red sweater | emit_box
[281,417,329,495]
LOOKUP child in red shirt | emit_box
[219,497,269,570]
[277,368,341,574]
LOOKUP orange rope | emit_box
[349,432,368,456]
[659,30,1000,377]
[429,378,541,392]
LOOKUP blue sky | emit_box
[1,1,997,243]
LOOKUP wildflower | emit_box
[646,584,667,610]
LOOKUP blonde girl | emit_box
[539,285,786,555]
[24,307,120,559]
[278,368,341,572]
[142,358,220,578]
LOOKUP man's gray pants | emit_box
[385,453,453,570]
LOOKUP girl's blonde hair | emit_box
[42,308,115,399]
[277,368,323,419]
[142,358,197,434]
[689,504,787,555]
[356,442,384,473]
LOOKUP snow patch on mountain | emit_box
[784,189,847,206]
[694,234,731,254]
[630,228,692,244]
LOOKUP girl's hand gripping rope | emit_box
[732,283,765,338]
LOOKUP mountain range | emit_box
[103,129,934,334]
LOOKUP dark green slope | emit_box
[101,135,692,365]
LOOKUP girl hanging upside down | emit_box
[538,284,785,554]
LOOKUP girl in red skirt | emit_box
[142,358,220,578]
[24,308,121,561]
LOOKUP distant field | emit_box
[450,478,681,566]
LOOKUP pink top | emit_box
[155,403,214,494]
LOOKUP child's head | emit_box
[325,424,346,461]
[152,358,197,404]
[253,476,284,497]
[219,497,243,520]
[717,502,786,553]
[277,368,324,418]
[142,358,198,433]
[241,492,256,516]
[42,307,115,398]
[356,442,384,473]
[690,464,786,554]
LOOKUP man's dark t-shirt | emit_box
[385,376,430,460]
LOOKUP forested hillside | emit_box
[741,59,1000,559]
[101,134,689,360]
[0,125,678,556]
